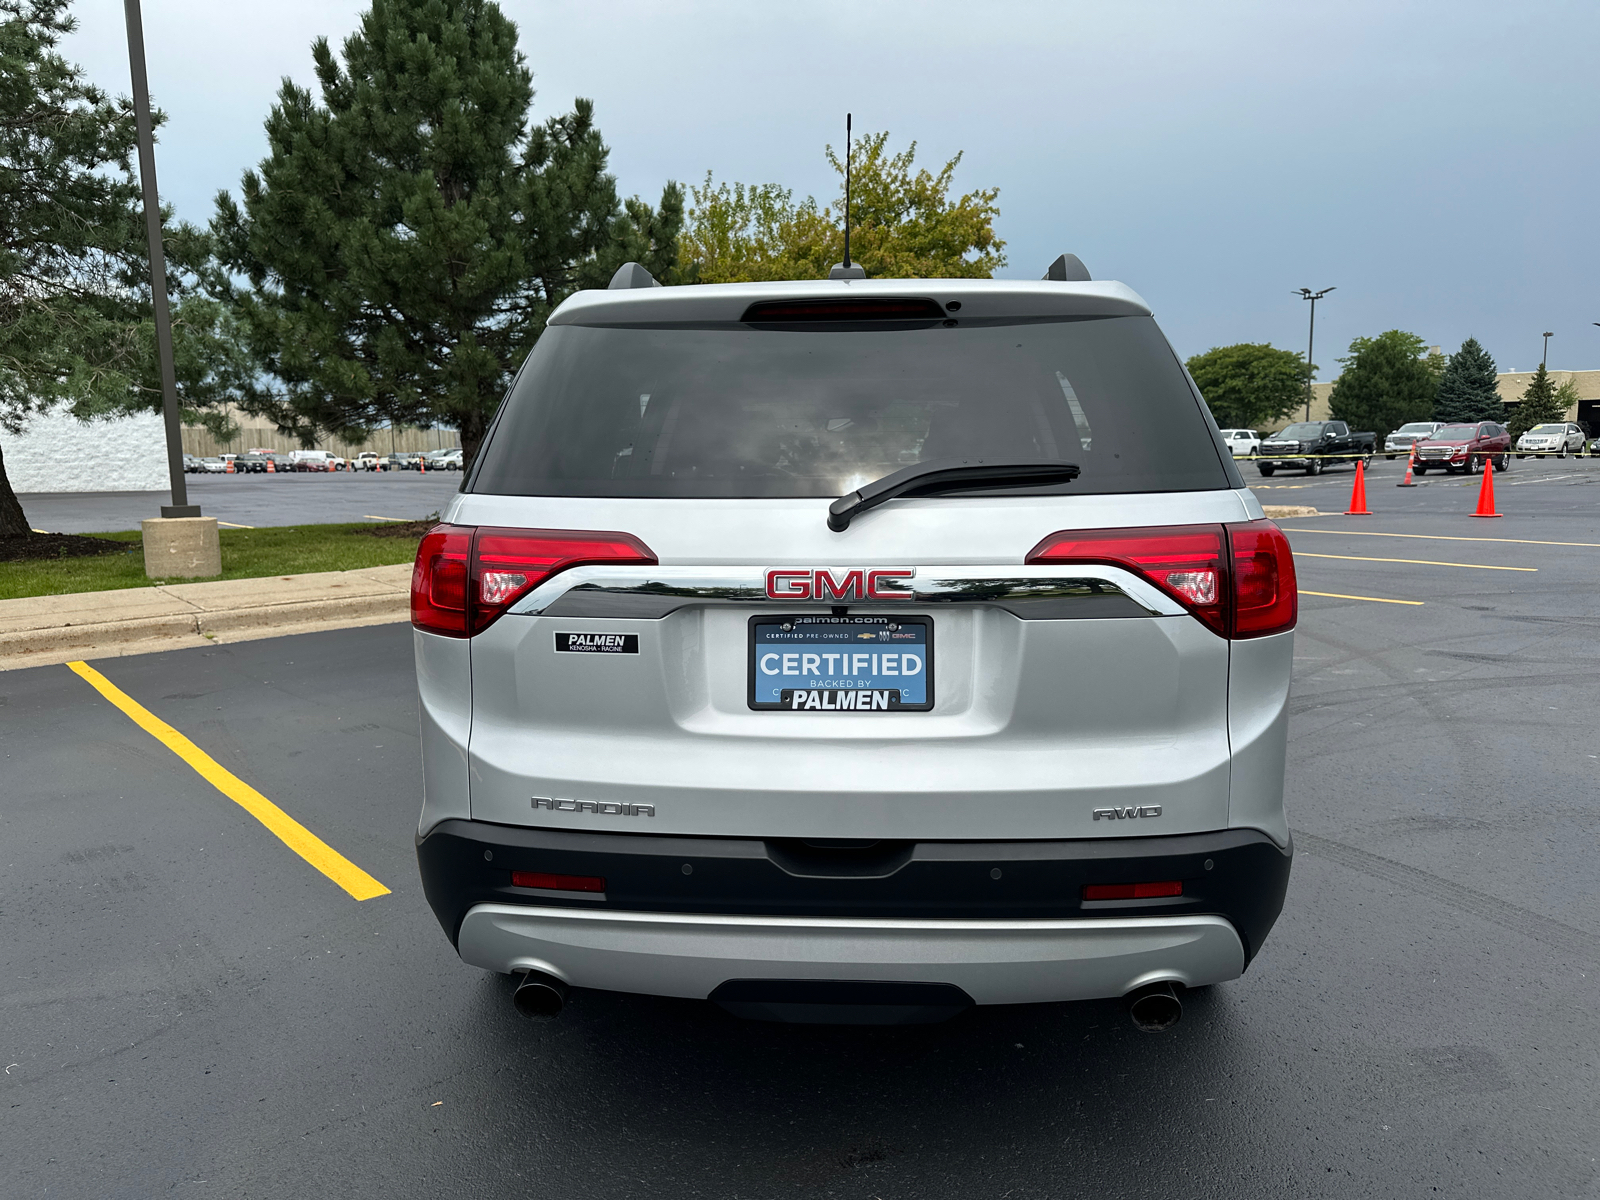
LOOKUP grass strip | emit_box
[0,522,421,601]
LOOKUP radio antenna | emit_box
[843,113,852,268]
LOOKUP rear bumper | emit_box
[416,821,1291,1001]
[457,904,1245,1003]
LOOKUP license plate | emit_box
[748,615,933,712]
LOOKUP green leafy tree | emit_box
[1553,377,1582,423]
[1328,330,1441,443]
[210,0,683,465]
[1184,343,1311,429]
[681,131,1004,282]
[1507,365,1567,439]
[0,0,239,536]
[1433,337,1502,423]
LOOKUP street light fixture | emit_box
[1295,287,1335,420]
[1542,331,1554,369]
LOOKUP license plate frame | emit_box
[747,614,934,713]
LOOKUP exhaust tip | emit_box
[1125,981,1182,1033]
[513,969,568,1020]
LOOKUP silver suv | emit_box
[412,261,1296,1030]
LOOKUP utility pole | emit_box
[1542,331,1553,369]
[123,0,196,518]
[1295,287,1335,421]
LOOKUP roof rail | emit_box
[608,262,661,290]
[1043,254,1092,282]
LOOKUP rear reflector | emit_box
[741,297,946,322]
[1083,881,1183,901]
[411,525,657,637]
[1026,520,1297,640]
[511,871,606,893]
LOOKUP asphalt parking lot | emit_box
[18,470,466,534]
[5,455,1600,1198]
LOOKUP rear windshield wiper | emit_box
[827,459,1081,532]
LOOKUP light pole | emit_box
[123,0,196,518]
[1295,287,1335,421]
[1542,331,1553,369]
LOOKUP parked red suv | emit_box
[1413,421,1510,475]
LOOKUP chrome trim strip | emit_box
[455,904,1246,1002]
[508,564,1179,619]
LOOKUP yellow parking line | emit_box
[1281,528,1600,549]
[363,515,410,522]
[1299,589,1424,606]
[1294,552,1535,572]
[66,661,390,901]
[216,521,254,529]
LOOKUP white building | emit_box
[3,408,168,494]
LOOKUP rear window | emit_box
[470,314,1231,498]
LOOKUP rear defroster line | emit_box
[67,660,390,901]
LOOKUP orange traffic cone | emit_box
[419,453,426,473]
[225,458,234,473]
[266,457,275,473]
[1470,454,1501,518]
[1344,458,1370,515]
[1397,444,1417,487]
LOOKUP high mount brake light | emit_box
[740,297,946,322]
[1025,520,1296,640]
[411,525,657,638]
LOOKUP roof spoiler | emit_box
[1043,254,1092,282]
[608,262,662,290]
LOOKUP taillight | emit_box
[1026,520,1297,640]
[1229,519,1297,638]
[1027,525,1228,635]
[411,525,657,637]
[411,524,472,636]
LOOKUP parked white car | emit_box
[198,456,228,473]
[412,258,1296,1031]
[423,447,464,470]
[1217,428,1261,458]
[1515,423,1586,458]
[1385,421,1443,459]
[355,452,383,471]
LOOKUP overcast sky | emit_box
[64,0,1600,377]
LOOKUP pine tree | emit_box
[1327,330,1439,444]
[1433,338,1502,424]
[211,0,683,465]
[1507,365,1565,439]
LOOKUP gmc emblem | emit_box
[765,568,915,601]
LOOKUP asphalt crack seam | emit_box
[1295,831,1600,962]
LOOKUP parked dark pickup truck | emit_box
[1257,421,1376,476]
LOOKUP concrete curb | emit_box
[0,564,411,671]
